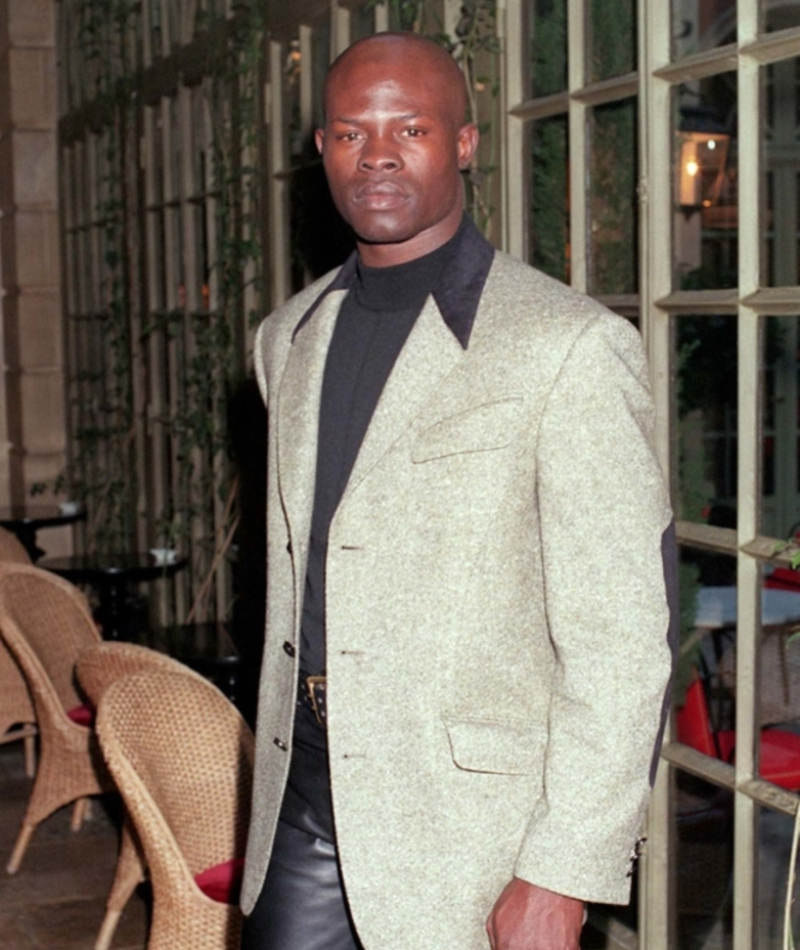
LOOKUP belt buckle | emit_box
[306,675,327,727]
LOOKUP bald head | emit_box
[325,32,470,130]
[316,31,479,266]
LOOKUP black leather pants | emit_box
[240,818,363,950]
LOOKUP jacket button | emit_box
[273,737,288,751]
[283,641,296,657]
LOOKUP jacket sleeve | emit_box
[513,314,677,905]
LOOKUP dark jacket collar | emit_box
[291,216,495,350]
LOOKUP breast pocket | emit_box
[443,716,546,775]
[411,397,524,463]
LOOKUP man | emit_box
[241,31,676,950]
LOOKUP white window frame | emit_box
[504,2,800,947]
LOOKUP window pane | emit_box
[680,565,800,794]
[763,59,800,287]
[528,0,567,98]
[588,0,636,82]
[149,0,163,56]
[757,808,800,948]
[676,314,738,522]
[352,4,375,41]
[582,906,637,946]
[312,18,331,133]
[763,3,800,33]
[672,769,734,948]
[388,1,417,30]
[164,0,179,51]
[682,550,736,712]
[674,582,800,949]
[672,0,736,58]
[674,73,738,291]
[762,316,800,539]
[529,114,569,283]
[758,581,800,734]
[758,579,800,793]
[589,97,638,295]
[285,35,304,167]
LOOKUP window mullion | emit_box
[733,490,760,950]
[374,2,389,33]
[268,40,290,307]
[568,101,588,293]
[502,0,525,258]
[299,25,313,154]
[732,20,762,943]
[142,106,169,609]
[739,0,759,46]
[567,0,586,292]
[332,2,349,57]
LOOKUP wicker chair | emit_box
[0,531,36,775]
[95,669,254,950]
[0,564,114,873]
[75,641,226,950]
[0,526,32,564]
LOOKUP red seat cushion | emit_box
[715,730,736,762]
[66,704,95,727]
[194,858,245,904]
[676,679,719,757]
[759,730,800,789]
[764,567,800,591]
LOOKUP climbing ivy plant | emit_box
[169,0,267,619]
[48,0,268,624]
[46,0,142,554]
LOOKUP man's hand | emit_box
[486,878,584,950]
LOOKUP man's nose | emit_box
[357,138,402,172]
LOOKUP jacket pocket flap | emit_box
[412,397,523,462]
[443,716,545,775]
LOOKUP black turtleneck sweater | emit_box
[282,223,465,841]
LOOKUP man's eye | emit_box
[403,128,425,137]
[338,132,361,142]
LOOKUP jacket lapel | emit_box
[343,295,465,499]
[276,290,345,554]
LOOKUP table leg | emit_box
[11,525,44,562]
[96,580,129,641]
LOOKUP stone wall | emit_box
[0,1,69,552]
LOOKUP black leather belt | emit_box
[298,675,327,727]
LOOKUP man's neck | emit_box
[355,208,464,268]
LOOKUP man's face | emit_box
[315,47,478,266]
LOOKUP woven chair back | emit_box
[0,633,34,735]
[96,670,254,881]
[0,565,99,714]
[0,527,31,564]
[76,641,211,709]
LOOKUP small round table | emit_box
[0,504,86,561]
[39,552,188,641]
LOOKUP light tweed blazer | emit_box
[241,230,675,950]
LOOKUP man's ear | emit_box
[314,128,325,155]
[457,123,480,170]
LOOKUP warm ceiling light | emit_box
[676,130,730,209]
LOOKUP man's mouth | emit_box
[352,183,409,210]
